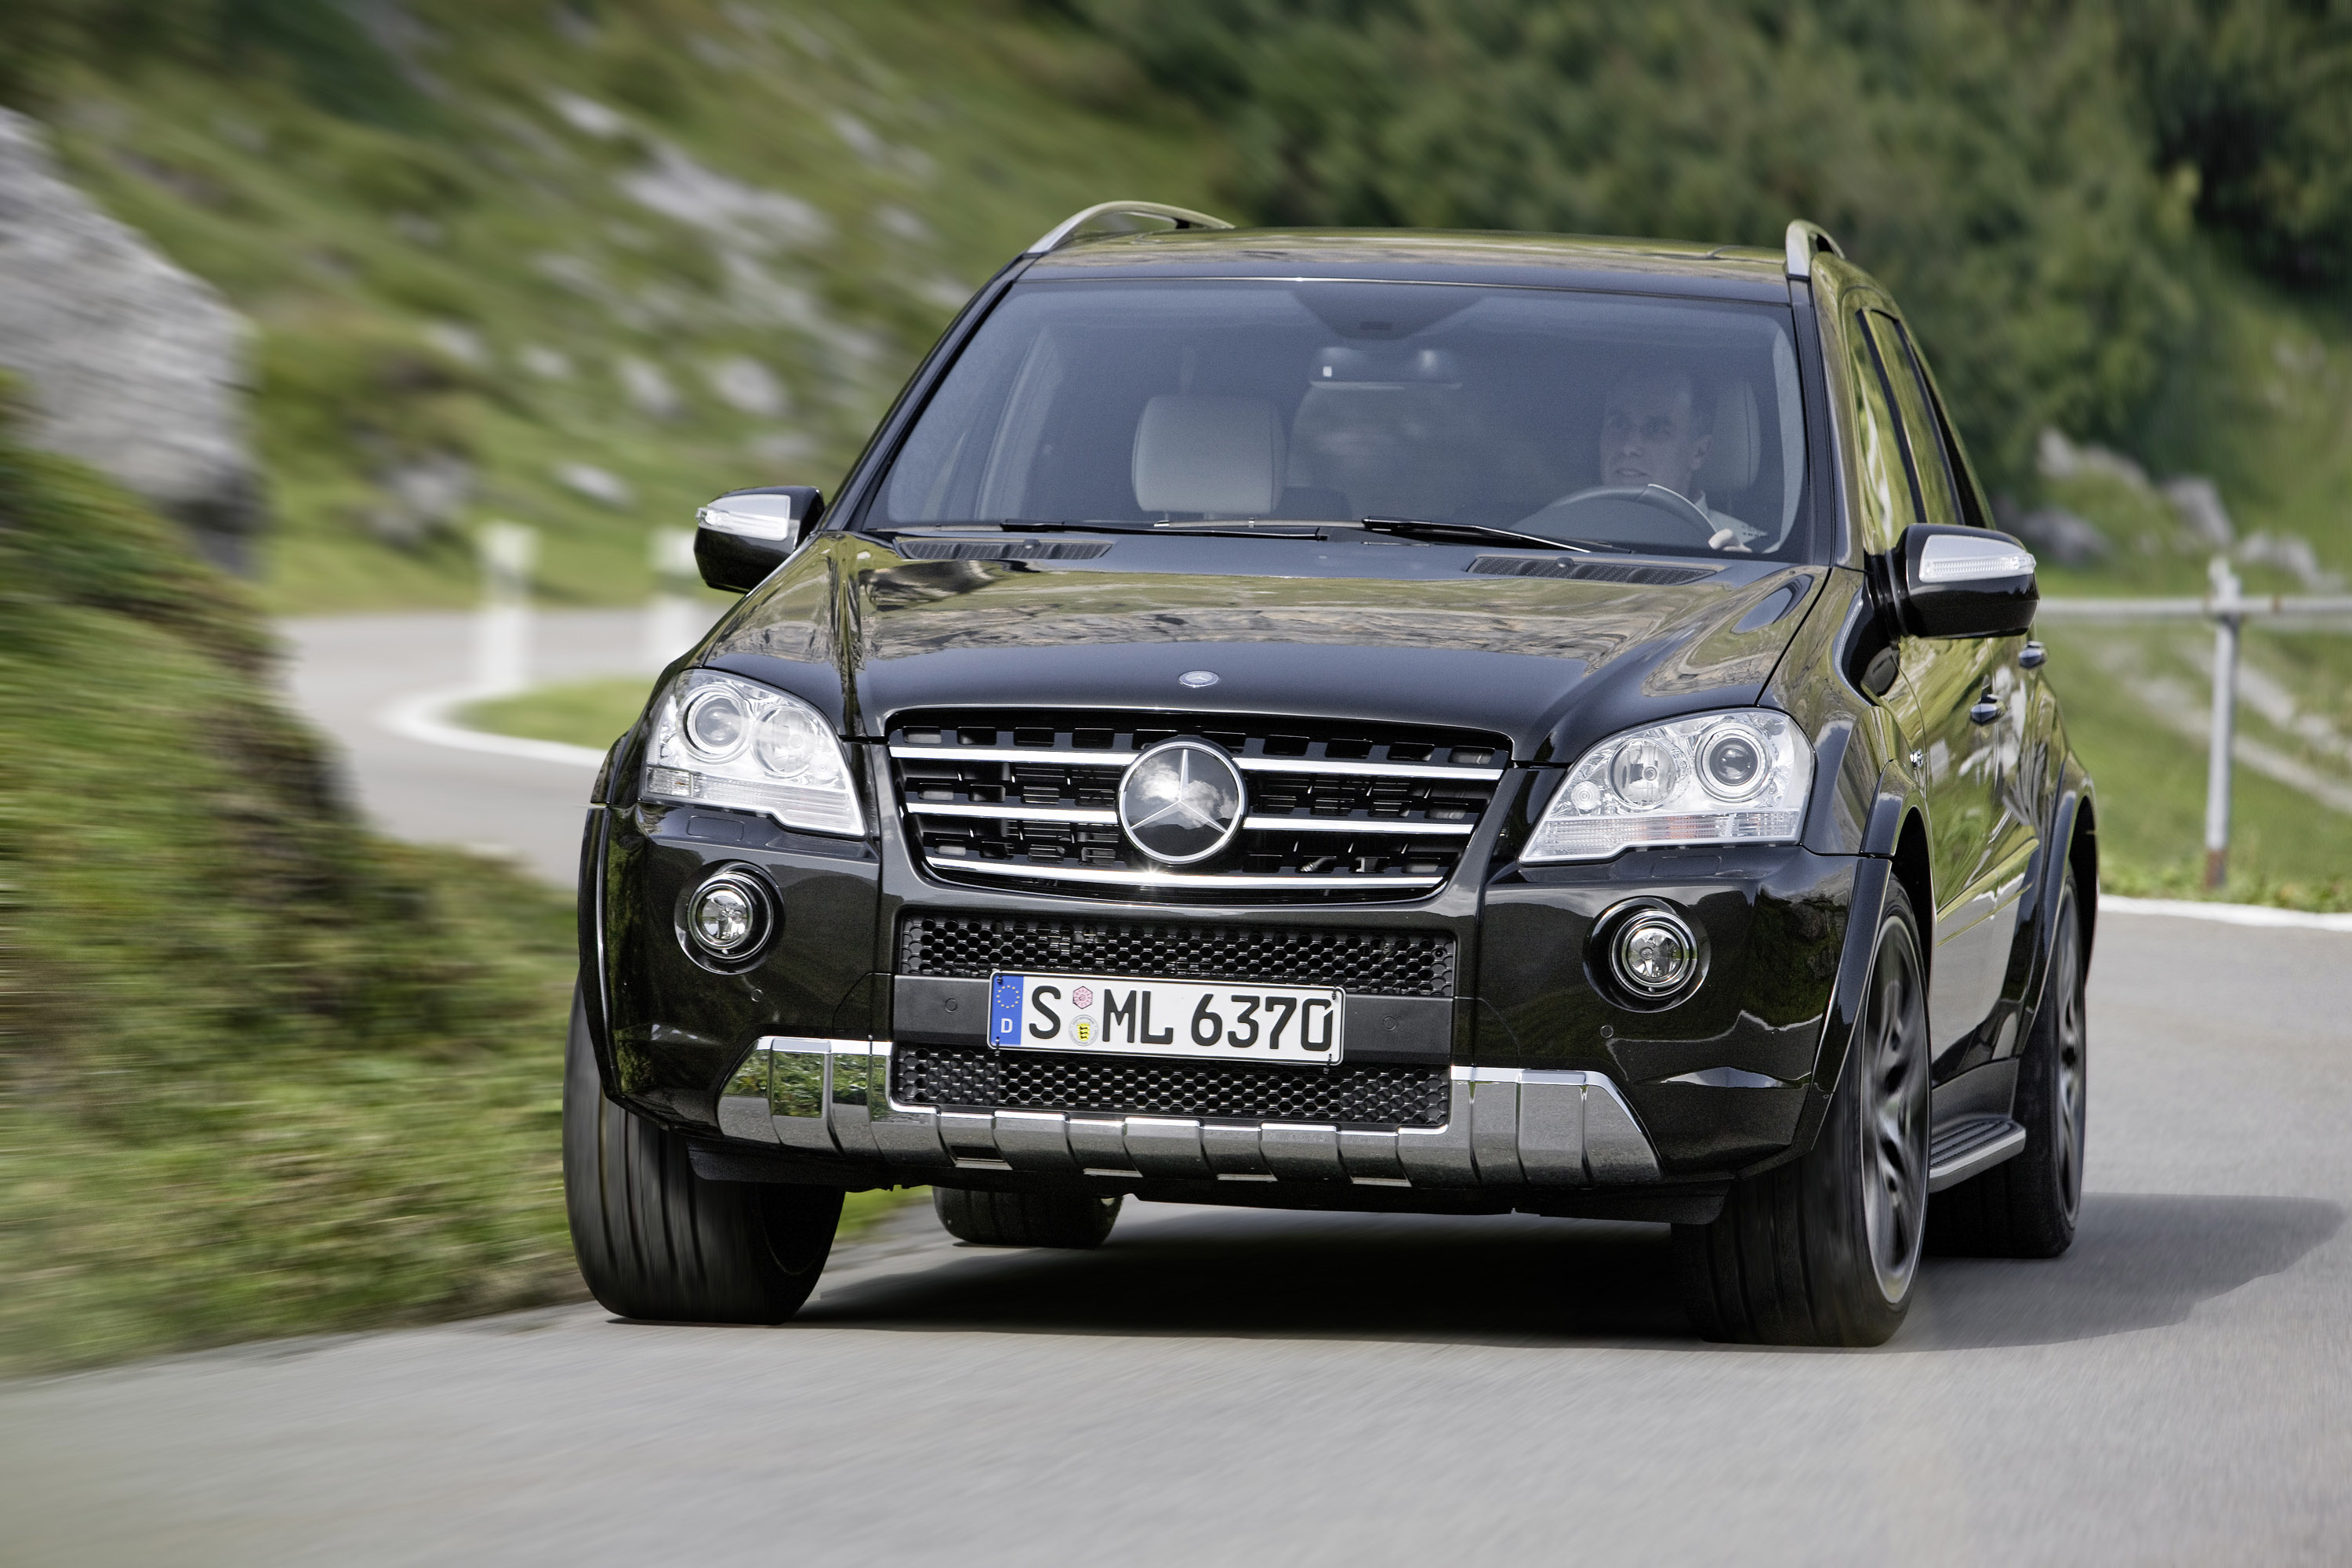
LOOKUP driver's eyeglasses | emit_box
[1602,411,1686,441]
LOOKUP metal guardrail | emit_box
[2038,595,2352,622]
[2038,559,2352,887]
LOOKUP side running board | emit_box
[1926,1115,2028,1192]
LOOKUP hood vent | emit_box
[898,539,1113,561]
[1468,554,1715,586]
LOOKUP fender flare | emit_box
[1751,760,1928,1178]
[575,801,621,1098]
[2019,761,2097,1038]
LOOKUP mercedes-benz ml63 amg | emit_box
[564,205,2095,1347]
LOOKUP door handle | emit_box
[2018,641,2046,670]
[1969,695,2000,725]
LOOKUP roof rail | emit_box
[1023,201,1233,256]
[1784,220,1844,280]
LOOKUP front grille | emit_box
[899,914,1457,997]
[894,1046,1450,1128]
[889,708,1508,903]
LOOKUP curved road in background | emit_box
[3,618,2343,1563]
[280,610,654,885]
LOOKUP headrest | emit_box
[1133,395,1284,516]
[1697,379,1759,495]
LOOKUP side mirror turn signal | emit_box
[1889,524,2037,640]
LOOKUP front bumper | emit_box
[720,1035,1662,1190]
[595,793,1866,1191]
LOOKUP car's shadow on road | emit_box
[1899,1191,2341,1350]
[793,1192,2339,1352]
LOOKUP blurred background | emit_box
[2,0,2349,1373]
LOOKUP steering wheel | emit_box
[1521,484,1720,547]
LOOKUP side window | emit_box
[1889,317,1994,530]
[1843,310,1918,554]
[1864,310,1961,530]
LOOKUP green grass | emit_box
[458,677,654,751]
[0,412,597,1373]
[0,849,587,1372]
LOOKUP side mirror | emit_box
[694,486,824,593]
[1891,524,2037,639]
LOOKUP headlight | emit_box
[641,671,865,836]
[1526,709,1812,863]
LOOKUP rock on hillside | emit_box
[0,108,259,571]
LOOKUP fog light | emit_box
[680,869,775,967]
[695,884,755,949]
[1609,907,1699,1000]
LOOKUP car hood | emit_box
[701,535,1825,763]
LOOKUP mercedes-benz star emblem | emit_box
[1118,739,1245,866]
[1178,670,1219,689]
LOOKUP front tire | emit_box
[1927,869,2088,1258]
[563,987,841,1323]
[933,1186,1122,1248]
[1673,880,1932,1346]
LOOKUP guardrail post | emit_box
[645,528,702,668]
[474,521,537,695]
[2205,557,2242,889]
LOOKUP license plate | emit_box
[987,972,1344,1064]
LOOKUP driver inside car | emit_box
[1591,366,1760,551]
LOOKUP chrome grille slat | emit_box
[890,709,1509,904]
[931,862,1448,891]
[1237,755,1504,782]
[1241,816,1471,836]
[889,744,1504,782]
[913,802,1122,825]
[905,804,1472,836]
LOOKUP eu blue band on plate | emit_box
[990,973,1024,1046]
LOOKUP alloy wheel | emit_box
[1860,920,1930,1305]
[2052,908,2087,1224]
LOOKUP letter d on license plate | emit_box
[988,971,1343,1065]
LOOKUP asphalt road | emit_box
[3,906,2347,1565]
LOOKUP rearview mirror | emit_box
[694,487,824,593]
[1891,524,2037,639]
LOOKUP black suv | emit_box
[564,204,2095,1347]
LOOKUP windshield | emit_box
[874,280,1813,557]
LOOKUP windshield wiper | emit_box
[873,519,1330,541]
[870,519,1158,536]
[1149,519,1328,536]
[1354,517,1626,552]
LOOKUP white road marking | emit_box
[378,684,608,769]
[2103,893,2352,933]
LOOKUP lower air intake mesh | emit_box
[893,1047,1450,1128]
[898,916,1457,999]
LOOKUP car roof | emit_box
[1021,227,1793,303]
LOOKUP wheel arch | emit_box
[2067,786,2099,970]
[1760,804,1931,1179]
[2022,766,2098,1029]
[1890,810,1935,988]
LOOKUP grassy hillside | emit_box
[24,0,1217,613]
[0,393,592,1372]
